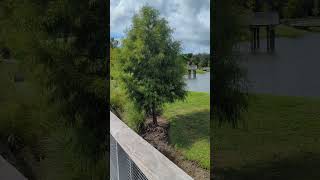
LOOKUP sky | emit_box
[110,0,210,54]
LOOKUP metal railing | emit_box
[110,112,193,180]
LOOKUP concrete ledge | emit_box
[110,112,193,180]
[0,155,27,180]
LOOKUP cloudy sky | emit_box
[110,0,210,54]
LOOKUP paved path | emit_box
[0,155,27,180]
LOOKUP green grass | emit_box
[214,93,320,179]
[184,69,207,75]
[275,24,308,38]
[196,69,207,74]
[241,25,308,41]
[163,92,210,169]
[309,27,320,32]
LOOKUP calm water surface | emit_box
[185,72,210,93]
[239,33,320,98]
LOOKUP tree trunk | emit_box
[152,103,158,126]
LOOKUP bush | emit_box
[110,81,127,118]
[110,80,145,132]
[1,47,11,59]
[123,101,145,132]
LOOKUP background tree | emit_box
[284,0,303,18]
[119,6,187,125]
[313,0,319,16]
[0,0,108,179]
[212,0,249,127]
[111,37,119,48]
[212,0,249,177]
[193,53,210,68]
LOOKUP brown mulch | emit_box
[141,117,210,180]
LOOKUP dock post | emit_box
[257,27,260,49]
[270,26,275,52]
[188,70,191,79]
[266,26,270,52]
[253,27,256,50]
[250,27,254,52]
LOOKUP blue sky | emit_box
[110,32,124,39]
[110,0,210,54]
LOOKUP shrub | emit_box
[123,101,145,132]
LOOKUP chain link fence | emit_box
[110,135,148,180]
[110,112,193,180]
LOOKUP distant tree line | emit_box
[237,0,320,18]
[181,53,210,68]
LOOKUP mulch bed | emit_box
[141,117,210,180]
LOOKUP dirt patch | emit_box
[141,117,210,180]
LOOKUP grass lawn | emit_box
[309,27,320,32]
[275,24,308,38]
[196,69,207,74]
[163,92,210,169]
[214,93,320,179]
[241,25,308,41]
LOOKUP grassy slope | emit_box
[163,92,210,169]
[214,94,320,179]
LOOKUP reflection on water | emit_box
[239,33,320,98]
[185,72,210,93]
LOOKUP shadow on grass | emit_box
[213,152,320,180]
[167,110,209,149]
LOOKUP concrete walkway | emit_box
[0,155,27,180]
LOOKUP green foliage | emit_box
[313,0,320,16]
[110,37,119,48]
[110,81,127,117]
[212,0,249,127]
[123,101,145,132]
[110,72,145,132]
[236,0,318,19]
[0,0,108,179]
[284,0,304,18]
[119,6,187,124]
[39,122,108,180]
[0,62,61,179]
[191,53,210,68]
[110,45,145,132]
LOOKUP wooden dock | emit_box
[249,12,280,52]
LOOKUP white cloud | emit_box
[110,0,210,54]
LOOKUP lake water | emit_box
[239,33,320,98]
[185,72,210,93]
